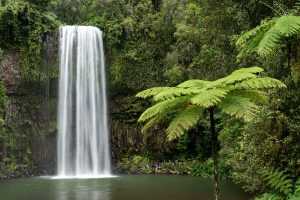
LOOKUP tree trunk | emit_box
[209,108,220,200]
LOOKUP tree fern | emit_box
[137,66,286,200]
[236,15,300,56]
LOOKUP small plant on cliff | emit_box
[136,67,286,200]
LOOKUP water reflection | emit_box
[0,175,250,200]
[55,179,112,200]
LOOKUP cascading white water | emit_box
[57,26,111,178]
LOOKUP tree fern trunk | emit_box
[209,108,220,200]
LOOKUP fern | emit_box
[232,66,264,74]
[137,67,286,140]
[141,113,166,133]
[218,96,259,121]
[136,87,170,99]
[177,80,210,88]
[137,67,286,200]
[255,193,281,200]
[274,15,300,36]
[138,96,191,122]
[255,169,300,200]
[294,178,300,194]
[265,168,293,196]
[166,106,203,140]
[236,19,275,47]
[227,90,269,104]
[206,66,263,88]
[237,15,300,56]
[153,87,201,101]
[257,26,282,56]
[190,88,229,108]
[238,77,287,90]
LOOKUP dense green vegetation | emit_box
[0,0,299,199]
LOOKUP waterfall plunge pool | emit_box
[0,175,250,200]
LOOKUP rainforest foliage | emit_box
[0,0,300,198]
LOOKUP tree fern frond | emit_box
[257,26,281,56]
[232,66,264,74]
[218,96,259,121]
[238,77,286,89]
[237,29,268,58]
[206,67,263,88]
[237,15,300,57]
[190,88,229,108]
[166,106,203,140]
[141,113,166,133]
[138,96,191,122]
[177,80,210,88]
[136,87,170,99]
[236,19,275,47]
[153,87,201,101]
[228,90,269,104]
[274,15,300,36]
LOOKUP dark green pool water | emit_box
[0,175,250,200]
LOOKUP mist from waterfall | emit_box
[57,26,111,178]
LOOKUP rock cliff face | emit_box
[0,52,21,92]
[0,51,57,176]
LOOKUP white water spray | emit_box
[57,26,111,178]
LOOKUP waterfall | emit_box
[57,26,111,178]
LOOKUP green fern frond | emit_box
[238,77,286,89]
[153,87,201,101]
[141,113,166,133]
[177,80,210,88]
[274,15,300,36]
[228,90,269,104]
[190,88,229,108]
[237,15,300,57]
[237,29,268,58]
[166,106,203,140]
[255,193,281,200]
[264,168,293,196]
[232,66,264,74]
[138,96,191,122]
[257,26,281,56]
[294,178,300,194]
[206,67,263,88]
[136,87,170,99]
[236,19,275,47]
[218,96,259,121]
